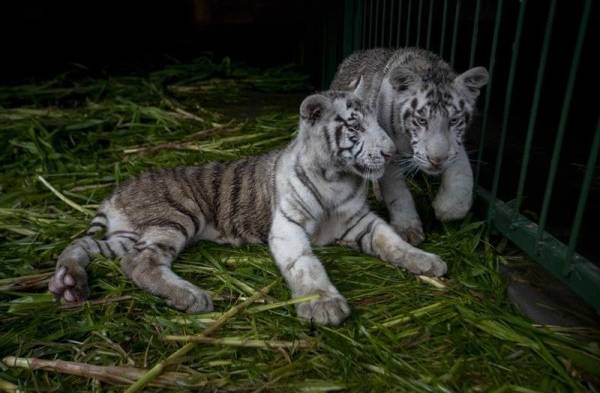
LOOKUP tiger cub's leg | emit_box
[49,213,139,303]
[338,207,447,277]
[269,209,350,326]
[432,146,473,221]
[380,161,425,245]
[120,227,213,313]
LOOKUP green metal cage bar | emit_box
[439,0,448,56]
[449,0,461,66]
[537,0,592,246]
[474,0,503,186]
[567,118,600,265]
[515,0,556,213]
[380,0,386,47]
[468,0,480,68]
[376,0,381,47]
[487,0,527,224]
[416,0,423,47]
[369,0,375,47]
[361,0,368,48]
[388,0,394,46]
[343,0,364,57]
[332,0,599,311]
[425,0,433,50]
[396,0,403,47]
[404,0,412,47]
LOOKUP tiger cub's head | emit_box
[299,80,395,180]
[386,60,488,175]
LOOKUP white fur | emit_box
[268,90,446,325]
[331,49,488,245]
[49,87,448,325]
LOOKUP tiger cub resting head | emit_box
[49,81,447,326]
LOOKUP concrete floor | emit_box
[501,259,599,327]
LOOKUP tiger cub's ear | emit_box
[300,94,330,125]
[453,66,489,99]
[351,75,368,100]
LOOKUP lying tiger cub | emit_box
[49,81,446,326]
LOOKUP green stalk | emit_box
[123,280,277,393]
[37,176,94,217]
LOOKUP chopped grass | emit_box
[0,58,598,392]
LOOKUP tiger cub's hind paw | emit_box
[48,265,89,304]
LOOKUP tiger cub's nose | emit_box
[428,155,447,167]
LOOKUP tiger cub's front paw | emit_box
[392,220,425,246]
[433,192,472,222]
[403,251,447,277]
[388,249,447,277]
[165,282,214,313]
[296,291,351,326]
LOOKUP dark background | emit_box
[0,0,597,263]
[0,0,325,84]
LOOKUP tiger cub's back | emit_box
[110,150,281,245]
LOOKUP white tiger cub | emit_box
[331,48,489,245]
[49,81,447,326]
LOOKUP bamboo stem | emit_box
[59,295,133,309]
[1,356,197,388]
[162,336,316,349]
[123,280,277,393]
[0,271,54,292]
[247,293,320,313]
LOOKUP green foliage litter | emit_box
[0,58,598,392]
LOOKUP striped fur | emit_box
[49,85,447,326]
[331,47,488,244]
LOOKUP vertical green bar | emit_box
[396,0,403,47]
[487,0,527,224]
[474,0,503,187]
[567,118,600,263]
[374,0,380,46]
[416,0,423,47]
[515,0,556,212]
[321,6,339,89]
[355,0,364,51]
[369,0,375,47]
[566,117,600,265]
[320,11,327,89]
[380,0,387,48]
[405,0,412,47]
[426,0,434,50]
[362,0,369,48]
[468,0,481,68]
[388,0,395,47]
[439,0,448,56]
[537,0,592,243]
[450,0,461,66]
[343,0,354,57]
